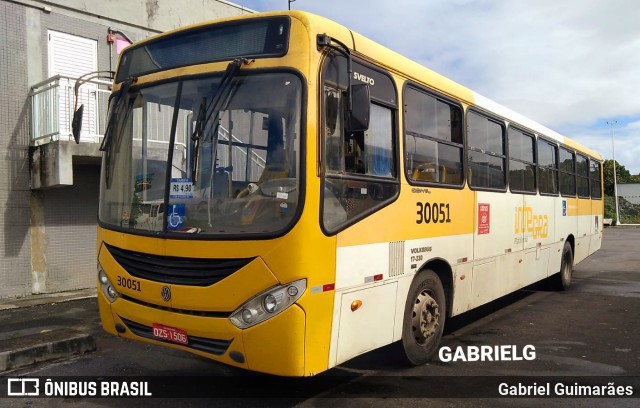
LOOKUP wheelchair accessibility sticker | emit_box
[167,203,185,230]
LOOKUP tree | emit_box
[603,159,634,197]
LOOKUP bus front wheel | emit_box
[402,270,446,365]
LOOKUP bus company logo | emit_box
[161,286,171,302]
[8,378,40,396]
[514,206,549,239]
[353,71,375,86]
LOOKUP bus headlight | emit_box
[98,264,119,303]
[263,294,277,313]
[230,279,306,329]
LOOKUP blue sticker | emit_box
[167,203,185,229]
[562,200,567,216]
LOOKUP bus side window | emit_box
[404,87,463,186]
[322,87,398,232]
[324,88,343,174]
[467,111,506,190]
[508,127,536,193]
[559,146,576,197]
[576,154,590,198]
[590,160,602,199]
[538,138,559,195]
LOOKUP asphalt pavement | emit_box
[0,227,639,407]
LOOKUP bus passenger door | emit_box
[471,192,523,308]
[522,194,553,283]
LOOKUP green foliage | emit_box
[603,160,634,196]
[604,195,617,223]
[602,160,640,224]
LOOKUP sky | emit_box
[232,0,640,174]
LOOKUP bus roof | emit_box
[294,11,602,161]
[127,10,602,161]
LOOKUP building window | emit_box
[48,30,98,142]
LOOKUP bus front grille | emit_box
[106,244,254,286]
[119,316,233,355]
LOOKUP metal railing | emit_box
[217,125,266,182]
[30,75,112,146]
[30,76,267,182]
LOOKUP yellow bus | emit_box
[87,10,604,376]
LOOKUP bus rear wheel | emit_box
[553,241,574,290]
[402,270,446,365]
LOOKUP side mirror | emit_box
[72,104,84,144]
[346,84,370,132]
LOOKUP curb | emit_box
[0,329,96,372]
[0,289,97,311]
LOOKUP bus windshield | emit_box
[99,71,302,236]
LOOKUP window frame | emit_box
[466,109,507,192]
[590,159,603,199]
[319,54,400,236]
[559,146,577,197]
[507,125,537,195]
[576,153,590,198]
[537,137,560,196]
[402,83,465,189]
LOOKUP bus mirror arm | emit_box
[317,34,370,132]
[72,70,115,144]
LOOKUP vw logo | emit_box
[161,286,171,302]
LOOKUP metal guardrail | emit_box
[30,75,111,146]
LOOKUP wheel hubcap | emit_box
[563,254,571,281]
[411,290,440,344]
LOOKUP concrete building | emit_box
[617,183,640,205]
[0,0,254,299]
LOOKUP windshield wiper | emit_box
[191,58,246,184]
[191,58,246,142]
[102,77,136,188]
[101,77,136,152]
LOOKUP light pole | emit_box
[607,120,621,224]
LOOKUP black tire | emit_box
[553,241,573,291]
[402,270,446,365]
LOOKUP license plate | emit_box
[152,323,188,345]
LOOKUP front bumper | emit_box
[98,284,306,376]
